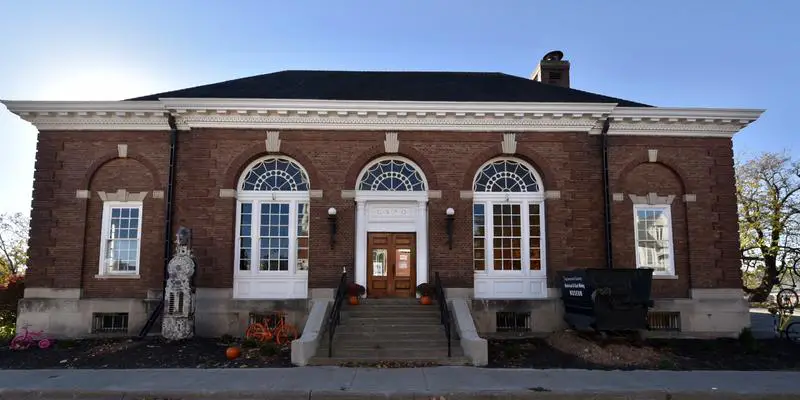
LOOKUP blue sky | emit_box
[0,0,797,215]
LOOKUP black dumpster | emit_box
[558,268,654,332]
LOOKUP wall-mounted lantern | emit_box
[328,207,338,249]
[445,207,455,250]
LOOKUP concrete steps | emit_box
[309,298,462,366]
[308,355,471,366]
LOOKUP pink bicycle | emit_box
[10,323,51,350]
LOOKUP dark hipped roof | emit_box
[128,70,651,107]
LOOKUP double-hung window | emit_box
[99,201,143,276]
[633,204,675,276]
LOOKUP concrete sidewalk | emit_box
[0,367,799,399]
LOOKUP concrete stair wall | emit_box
[308,298,470,366]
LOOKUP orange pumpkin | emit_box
[225,346,241,360]
[349,296,359,305]
[420,296,433,305]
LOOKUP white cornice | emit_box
[1,98,765,137]
[1,100,170,131]
[589,107,765,138]
[164,98,616,132]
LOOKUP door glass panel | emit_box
[395,248,411,277]
[372,249,388,277]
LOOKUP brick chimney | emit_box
[531,50,570,88]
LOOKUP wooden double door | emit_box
[367,232,416,298]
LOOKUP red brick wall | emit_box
[27,129,741,299]
[26,131,169,296]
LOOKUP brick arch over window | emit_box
[615,154,691,194]
[461,144,556,191]
[621,162,685,195]
[224,142,325,190]
[616,161,689,297]
[81,152,162,190]
[344,143,438,190]
[82,157,163,298]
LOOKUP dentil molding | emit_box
[1,99,764,138]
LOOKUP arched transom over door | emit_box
[354,156,430,298]
[234,156,310,299]
[472,158,547,299]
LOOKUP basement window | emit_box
[92,313,129,333]
[496,311,531,332]
[647,311,681,331]
[249,311,287,331]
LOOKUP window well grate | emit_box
[92,313,129,333]
[647,311,681,331]
[249,312,286,331]
[496,311,531,332]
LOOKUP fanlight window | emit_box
[358,159,426,191]
[241,158,310,191]
[474,159,540,192]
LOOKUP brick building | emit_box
[3,52,762,346]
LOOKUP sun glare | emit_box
[31,67,168,101]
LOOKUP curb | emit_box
[1,390,799,400]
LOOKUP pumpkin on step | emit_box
[416,283,434,305]
[347,282,366,305]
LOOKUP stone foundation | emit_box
[15,287,749,340]
[15,288,154,338]
[645,289,750,338]
[16,287,315,339]
[193,288,310,337]
[460,288,749,339]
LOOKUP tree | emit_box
[737,152,800,302]
[0,212,29,276]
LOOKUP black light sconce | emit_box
[328,207,338,249]
[445,207,455,250]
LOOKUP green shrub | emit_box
[259,342,278,356]
[738,327,759,352]
[0,274,23,342]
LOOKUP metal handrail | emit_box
[433,272,451,357]
[326,272,348,357]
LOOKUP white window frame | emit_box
[234,192,310,277]
[233,155,311,299]
[98,200,143,276]
[472,157,547,299]
[473,194,546,277]
[632,203,676,276]
[355,155,428,192]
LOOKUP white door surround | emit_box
[354,191,429,297]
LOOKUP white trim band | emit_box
[1,98,763,137]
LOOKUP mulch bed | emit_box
[489,330,800,370]
[0,336,292,369]
[4,330,800,370]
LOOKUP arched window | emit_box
[240,157,310,191]
[472,157,546,299]
[234,156,310,299]
[357,158,427,191]
[474,159,540,192]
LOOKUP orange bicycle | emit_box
[244,311,299,345]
